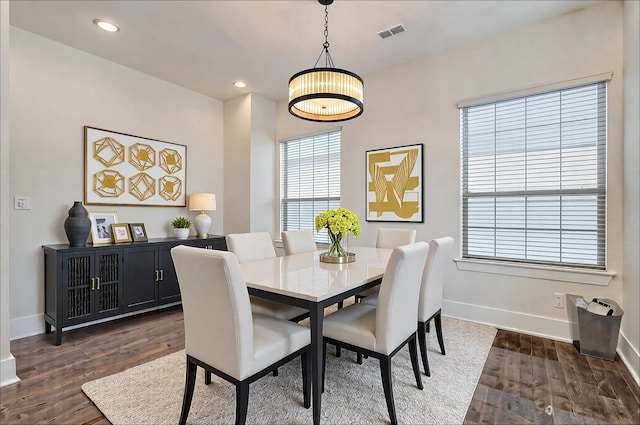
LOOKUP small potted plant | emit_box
[171,216,192,239]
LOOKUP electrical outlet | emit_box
[554,293,564,309]
[14,196,31,210]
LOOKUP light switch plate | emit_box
[14,197,31,210]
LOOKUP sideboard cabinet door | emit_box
[122,246,158,312]
[157,242,181,305]
[61,249,123,328]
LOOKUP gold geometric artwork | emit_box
[94,137,125,167]
[366,144,423,222]
[129,143,156,171]
[159,148,183,174]
[85,126,187,206]
[129,173,156,201]
[93,170,125,198]
[158,176,183,201]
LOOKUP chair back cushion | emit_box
[375,241,429,354]
[418,237,454,322]
[171,245,253,379]
[282,230,317,255]
[376,228,417,249]
[226,232,276,263]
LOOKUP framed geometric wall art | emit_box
[365,143,423,222]
[84,126,187,207]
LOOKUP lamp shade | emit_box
[288,67,363,122]
[189,193,216,211]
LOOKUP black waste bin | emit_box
[567,294,623,361]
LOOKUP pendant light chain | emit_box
[324,4,330,51]
[314,2,335,68]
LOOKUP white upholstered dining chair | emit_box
[376,228,417,249]
[355,227,417,301]
[281,229,317,256]
[322,242,429,425]
[226,232,308,322]
[364,236,453,376]
[416,236,453,376]
[170,245,311,425]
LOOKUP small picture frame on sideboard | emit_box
[111,223,132,243]
[88,211,118,244]
[129,223,148,242]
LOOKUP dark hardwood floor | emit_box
[1,306,638,424]
[465,330,640,424]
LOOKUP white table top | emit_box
[239,246,393,302]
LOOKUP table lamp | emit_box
[189,193,216,237]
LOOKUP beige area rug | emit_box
[82,317,496,424]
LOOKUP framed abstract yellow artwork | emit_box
[366,143,423,222]
[84,126,187,207]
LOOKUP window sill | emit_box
[453,258,616,286]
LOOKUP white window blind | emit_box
[280,130,341,244]
[461,81,607,269]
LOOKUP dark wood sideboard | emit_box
[43,235,227,345]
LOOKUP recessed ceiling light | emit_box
[93,19,119,33]
[233,81,247,88]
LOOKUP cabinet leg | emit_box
[45,322,52,334]
[55,328,62,346]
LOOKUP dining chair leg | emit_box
[179,359,198,425]
[235,381,250,425]
[408,336,423,390]
[334,301,343,357]
[302,351,311,408]
[434,311,446,355]
[417,321,430,376]
[379,356,398,425]
[357,352,363,364]
[322,342,327,393]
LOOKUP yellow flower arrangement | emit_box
[315,208,361,257]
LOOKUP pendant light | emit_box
[288,0,364,122]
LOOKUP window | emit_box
[280,130,341,243]
[461,81,606,269]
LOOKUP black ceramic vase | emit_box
[64,201,91,247]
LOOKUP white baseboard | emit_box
[0,354,20,387]
[617,330,640,386]
[10,313,45,341]
[443,299,640,386]
[10,303,183,342]
[443,299,573,342]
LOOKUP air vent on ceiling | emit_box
[377,24,406,40]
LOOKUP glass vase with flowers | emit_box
[315,208,361,263]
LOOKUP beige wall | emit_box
[277,1,637,379]
[1,0,18,387]
[224,93,277,236]
[622,0,640,376]
[249,93,276,235]
[223,94,252,234]
[8,27,224,339]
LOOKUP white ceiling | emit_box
[9,0,604,103]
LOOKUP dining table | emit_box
[238,245,393,425]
